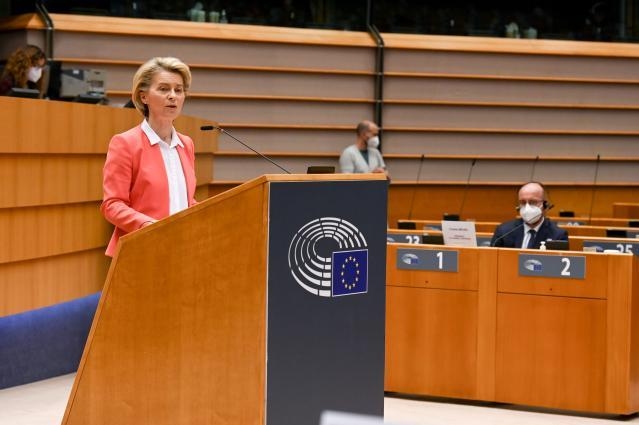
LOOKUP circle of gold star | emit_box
[340,255,360,290]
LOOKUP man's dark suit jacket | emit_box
[490,218,568,248]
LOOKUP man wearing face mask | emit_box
[490,181,568,248]
[339,120,388,176]
[0,45,46,97]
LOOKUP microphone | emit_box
[529,155,539,181]
[586,154,600,225]
[201,125,291,174]
[490,210,544,248]
[458,158,476,220]
[407,154,425,220]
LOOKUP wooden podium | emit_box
[62,174,388,425]
[386,243,639,415]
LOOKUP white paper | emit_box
[441,220,477,247]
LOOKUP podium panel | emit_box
[266,180,387,424]
[62,175,387,425]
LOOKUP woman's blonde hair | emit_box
[131,57,191,117]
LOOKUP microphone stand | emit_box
[586,154,600,225]
[458,158,476,220]
[407,154,425,220]
[201,125,291,174]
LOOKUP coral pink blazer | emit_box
[101,125,197,256]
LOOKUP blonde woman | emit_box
[101,57,197,256]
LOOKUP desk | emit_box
[386,244,639,414]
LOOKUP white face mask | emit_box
[366,136,380,148]
[27,66,42,83]
[520,203,543,225]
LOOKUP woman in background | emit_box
[0,45,47,96]
[101,57,198,256]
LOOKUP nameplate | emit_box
[387,233,421,244]
[583,240,638,255]
[518,254,586,279]
[397,248,458,272]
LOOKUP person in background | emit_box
[101,57,198,256]
[0,45,46,96]
[490,181,568,248]
[339,120,389,176]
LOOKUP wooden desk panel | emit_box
[385,244,498,400]
[495,293,607,412]
[495,250,639,414]
[386,286,478,398]
[386,244,639,414]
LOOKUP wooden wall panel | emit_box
[383,46,639,79]
[52,32,375,70]
[384,104,638,132]
[0,202,111,264]
[215,127,355,154]
[0,98,216,315]
[388,184,639,225]
[184,98,374,127]
[614,203,639,218]
[0,155,104,208]
[384,77,639,106]
[382,132,639,157]
[0,249,109,317]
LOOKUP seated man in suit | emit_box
[491,181,568,248]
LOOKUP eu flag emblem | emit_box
[332,249,368,297]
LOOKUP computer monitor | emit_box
[7,88,40,98]
[544,240,569,251]
[559,210,575,217]
[443,213,460,221]
[306,166,335,174]
[46,61,106,101]
[73,93,106,104]
[397,221,416,230]
[422,234,445,245]
[606,229,628,238]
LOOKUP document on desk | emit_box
[441,220,477,247]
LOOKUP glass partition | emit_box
[5,0,639,43]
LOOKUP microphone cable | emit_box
[201,125,291,174]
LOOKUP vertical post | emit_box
[366,0,385,150]
[35,1,54,59]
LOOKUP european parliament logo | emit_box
[288,217,369,298]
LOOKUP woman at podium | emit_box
[101,57,198,256]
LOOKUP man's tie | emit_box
[526,229,536,249]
